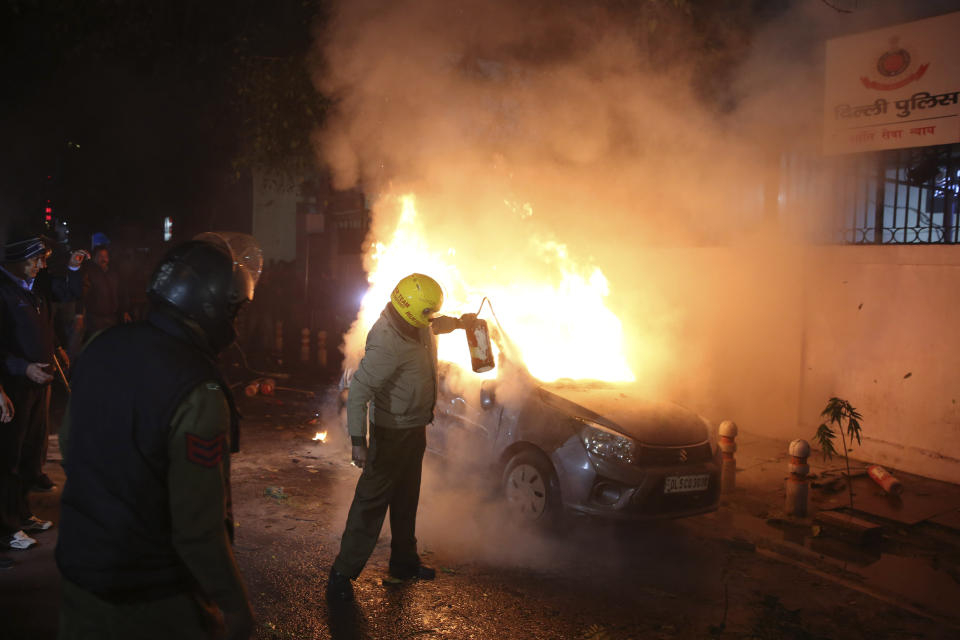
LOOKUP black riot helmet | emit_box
[147,232,263,353]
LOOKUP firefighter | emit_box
[56,233,262,640]
[327,273,462,602]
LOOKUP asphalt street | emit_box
[2,386,959,639]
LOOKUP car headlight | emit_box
[579,422,637,465]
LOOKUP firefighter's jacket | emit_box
[56,310,251,622]
[347,304,438,440]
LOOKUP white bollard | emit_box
[300,328,310,363]
[785,439,811,517]
[718,420,738,493]
[316,330,327,368]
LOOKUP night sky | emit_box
[0,0,792,250]
[0,0,322,249]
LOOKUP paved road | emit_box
[3,390,958,640]
[230,396,958,639]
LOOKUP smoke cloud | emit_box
[311,0,960,453]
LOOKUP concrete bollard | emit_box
[300,328,310,363]
[718,420,738,493]
[274,320,284,360]
[785,438,811,517]
[316,330,327,369]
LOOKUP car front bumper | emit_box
[551,436,721,521]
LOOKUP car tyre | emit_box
[502,449,562,529]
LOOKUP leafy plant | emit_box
[814,397,863,510]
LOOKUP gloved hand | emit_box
[430,315,461,335]
[351,444,368,468]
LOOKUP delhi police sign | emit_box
[823,11,960,155]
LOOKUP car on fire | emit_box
[340,321,722,527]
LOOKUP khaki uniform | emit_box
[58,381,251,639]
[334,305,438,577]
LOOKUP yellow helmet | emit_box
[391,273,444,327]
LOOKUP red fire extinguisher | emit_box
[460,313,495,373]
[867,464,903,496]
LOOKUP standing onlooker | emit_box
[56,234,260,639]
[80,245,128,344]
[0,227,85,551]
[327,273,463,602]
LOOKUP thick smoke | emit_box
[310,0,960,559]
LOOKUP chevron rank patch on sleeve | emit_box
[185,432,226,468]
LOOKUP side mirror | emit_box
[480,380,496,410]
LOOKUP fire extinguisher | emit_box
[867,464,903,496]
[460,313,495,373]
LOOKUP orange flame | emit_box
[313,431,328,442]
[355,194,634,382]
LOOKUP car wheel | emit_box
[502,450,561,526]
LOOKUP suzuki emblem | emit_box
[679,449,688,462]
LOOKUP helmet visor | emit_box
[193,232,263,300]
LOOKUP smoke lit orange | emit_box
[354,194,634,382]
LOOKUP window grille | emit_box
[836,143,960,244]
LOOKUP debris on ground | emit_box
[814,511,883,545]
[811,477,847,493]
[867,464,903,496]
[264,486,288,502]
[580,624,611,640]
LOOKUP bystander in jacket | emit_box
[79,244,128,344]
[0,226,85,552]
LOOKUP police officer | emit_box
[0,228,85,551]
[327,273,463,602]
[56,233,262,639]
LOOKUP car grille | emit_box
[635,442,712,467]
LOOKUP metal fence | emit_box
[834,143,960,244]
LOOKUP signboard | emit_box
[824,11,960,155]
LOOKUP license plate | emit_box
[664,474,710,494]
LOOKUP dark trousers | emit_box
[59,579,214,640]
[333,425,426,578]
[0,380,50,534]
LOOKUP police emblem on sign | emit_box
[860,37,928,91]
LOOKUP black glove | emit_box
[351,445,368,468]
[430,315,461,335]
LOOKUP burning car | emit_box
[428,355,721,526]
[340,319,721,527]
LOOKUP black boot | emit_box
[326,566,354,602]
[388,562,436,581]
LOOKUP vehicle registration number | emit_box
[664,474,710,494]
